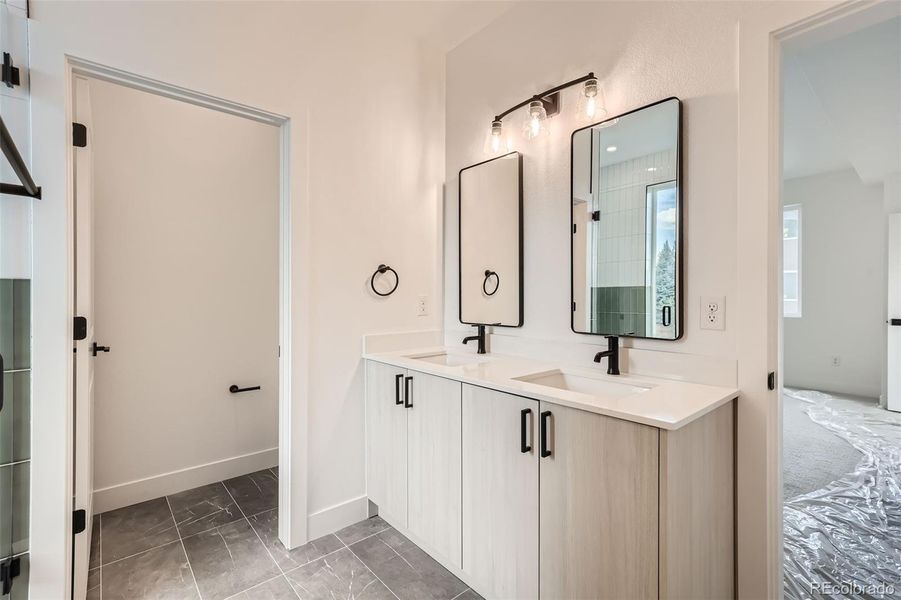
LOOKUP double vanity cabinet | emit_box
[364,351,737,600]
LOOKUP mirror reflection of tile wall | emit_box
[0,279,30,599]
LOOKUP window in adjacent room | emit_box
[783,204,801,317]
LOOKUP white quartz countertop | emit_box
[363,347,738,430]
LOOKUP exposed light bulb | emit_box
[647,167,657,172]
[576,77,606,123]
[606,145,617,152]
[490,120,503,152]
[522,100,548,140]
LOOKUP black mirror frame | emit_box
[458,151,524,328]
[569,97,683,341]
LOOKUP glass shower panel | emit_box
[0,279,30,599]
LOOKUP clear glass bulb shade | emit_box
[576,78,606,123]
[522,100,549,140]
[482,120,513,154]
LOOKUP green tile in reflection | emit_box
[0,371,30,465]
[0,463,29,557]
[0,279,30,371]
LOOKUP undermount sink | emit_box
[514,369,652,399]
[407,351,492,367]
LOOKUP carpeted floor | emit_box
[782,389,874,500]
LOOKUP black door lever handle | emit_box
[229,385,261,394]
[91,342,110,356]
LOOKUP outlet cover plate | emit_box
[700,296,725,331]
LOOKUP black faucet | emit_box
[462,324,487,354]
[593,335,620,375]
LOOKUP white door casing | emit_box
[72,74,95,600]
[887,213,901,412]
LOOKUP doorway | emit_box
[779,8,901,598]
[69,64,293,600]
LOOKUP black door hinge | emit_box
[0,556,21,595]
[591,210,601,221]
[767,371,777,391]
[1,53,20,88]
[73,122,87,148]
[74,316,87,341]
[73,509,86,535]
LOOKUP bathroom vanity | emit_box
[363,348,737,600]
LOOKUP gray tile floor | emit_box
[87,468,480,600]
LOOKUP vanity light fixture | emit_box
[484,72,597,153]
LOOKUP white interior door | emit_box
[72,75,95,600]
[887,213,901,412]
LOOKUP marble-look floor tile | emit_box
[168,482,242,537]
[350,528,467,600]
[452,589,483,600]
[101,497,179,563]
[229,575,298,599]
[89,515,101,569]
[270,466,278,478]
[334,515,389,545]
[248,509,343,571]
[223,469,278,516]
[284,547,394,600]
[86,567,101,600]
[102,541,199,600]
[182,518,280,600]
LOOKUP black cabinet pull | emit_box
[229,385,261,394]
[395,374,404,406]
[520,408,532,453]
[540,411,552,458]
[404,376,413,408]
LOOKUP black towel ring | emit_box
[370,264,399,297]
[482,270,500,296]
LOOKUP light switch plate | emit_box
[417,295,428,317]
[700,296,725,331]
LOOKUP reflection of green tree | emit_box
[655,241,675,324]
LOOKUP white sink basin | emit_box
[407,352,492,367]
[514,369,652,399]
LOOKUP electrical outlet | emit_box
[831,356,841,367]
[417,295,428,317]
[700,296,726,331]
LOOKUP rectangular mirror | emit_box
[571,98,681,340]
[459,152,523,327]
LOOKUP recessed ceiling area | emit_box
[782,13,900,184]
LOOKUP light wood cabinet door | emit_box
[365,361,408,527]
[407,372,463,568]
[462,385,539,600]
[539,402,659,600]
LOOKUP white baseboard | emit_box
[306,494,369,540]
[93,448,278,514]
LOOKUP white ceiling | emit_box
[783,13,901,184]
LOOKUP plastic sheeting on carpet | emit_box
[783,389,901,599]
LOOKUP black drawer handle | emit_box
[520,408,532,453]
[540,411,552,458]
[229,385,261,394]
[395,374,404,405]
[404,376,413,408]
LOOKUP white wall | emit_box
[445,1,744,360]
[783,169,885,398]
[87,79,280,510]
[28,2,446,595]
